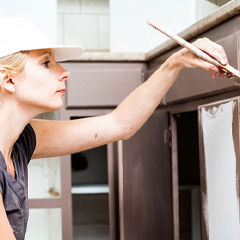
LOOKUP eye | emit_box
[43,61,50,67]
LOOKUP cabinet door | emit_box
[118,110,173,240]
[198,97,240,240]
[61,62,145,108]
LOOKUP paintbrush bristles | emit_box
[224,64,240,78]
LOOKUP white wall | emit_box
[0,0,58,43]
[57,0,224,53]
[0,0,227,52]
[57,0,110,50]
[110,0,194,52]
[195,0,219,23]
[109,0,220,53]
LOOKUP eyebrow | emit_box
[42,51,52,57]
[37,51,52,58]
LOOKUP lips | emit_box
[57,88,66,94]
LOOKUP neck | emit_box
[0,100,36,162]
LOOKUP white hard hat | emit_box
[0,17,84,62]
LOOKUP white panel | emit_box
[99,15,110,50]
[200,101,240,240]
[64,14,99,49]
[58,0,81,13]
[25,208,62,240]
[72,184,109,194]
[58,0,110,51]
[29,111,61,199]
[28,157,61,199]
[82,0,109,14]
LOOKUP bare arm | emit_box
[31,38,228,159]
[0,193,16,240]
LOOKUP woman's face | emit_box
[13,48,70,114]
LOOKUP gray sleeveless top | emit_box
[0,124,36,240]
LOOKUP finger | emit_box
[219,72,224,79]
[179,48,220,73]
[201,60,219,72]
[227,73,234,78]
[211,71,217,78]
[202,38,228,65]
[194,38,228,66]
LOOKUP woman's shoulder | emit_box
[0,163,7,199]
[14,123,36,162]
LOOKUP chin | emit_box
[52,102,63,111]
[43,100,63,112]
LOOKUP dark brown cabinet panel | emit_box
[164,32,240,105]
[118,110,173,240]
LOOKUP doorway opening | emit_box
[175,110,202,240]
[70,117,110,240]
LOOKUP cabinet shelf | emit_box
[71,184,109,194]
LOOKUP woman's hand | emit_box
[171,37,229,79]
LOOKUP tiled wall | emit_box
[57,0,231,52]
[207,0,231,6]
[57,0,110,51]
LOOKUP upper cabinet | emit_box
[165,32,240,104]
[61,62,147,108]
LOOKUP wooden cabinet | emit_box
[62,62,146,108]
[59,12,240,240]
[59,62,173,240]
[148,13,240,240]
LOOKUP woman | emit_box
[0,17,228,240]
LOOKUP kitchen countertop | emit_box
[75,0,240,62]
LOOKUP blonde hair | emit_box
[0,51,29,76]
[0,51,28,94]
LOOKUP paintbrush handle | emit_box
[147,19,240,79]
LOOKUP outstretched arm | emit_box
[103,38,228,139]
[31,38,228,159]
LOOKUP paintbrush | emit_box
[147,19,240,82]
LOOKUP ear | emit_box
[0,70,15,93]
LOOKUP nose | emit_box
[58,64,70,82]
